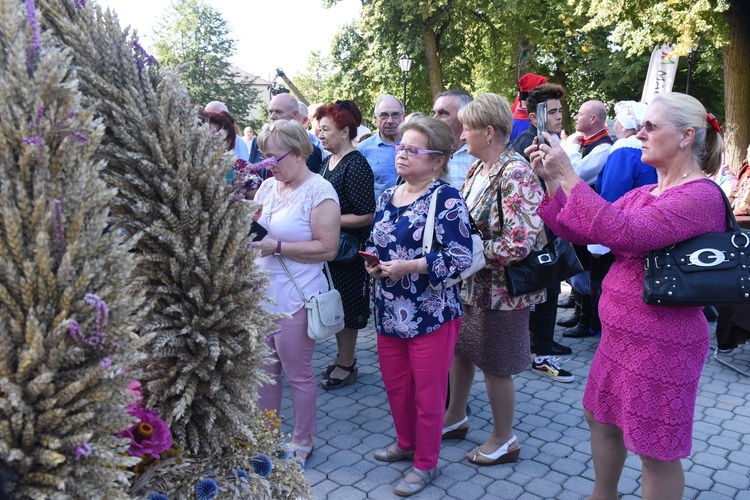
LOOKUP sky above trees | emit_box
[96,0,361,78]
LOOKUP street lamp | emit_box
[399,53,413,110]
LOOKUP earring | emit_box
[486,139,491,146]
[679,143,685,151]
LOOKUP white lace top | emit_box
[255,175,339,315]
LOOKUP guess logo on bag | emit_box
[687,248,727,267]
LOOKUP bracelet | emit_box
[273,240,282,256]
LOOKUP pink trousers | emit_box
[377,318,461,470]
[257,308,317,442]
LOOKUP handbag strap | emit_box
[495,158,548,247]
[695,178,741,232]
[277,256,335,303]
[422,185,443,255]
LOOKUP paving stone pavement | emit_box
[279,299,750,499]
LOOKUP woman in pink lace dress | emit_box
[526,92,725,500]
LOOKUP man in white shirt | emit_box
[563,100,612,186]
[432,90,476,190]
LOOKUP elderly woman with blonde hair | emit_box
[527,92,725,499]
[251,119,341,467]
[442,93,546,466]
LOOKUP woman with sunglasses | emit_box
[313,100,375,390]
[363,116,473,496]
[527,92,725,500]
[252,119,341,467]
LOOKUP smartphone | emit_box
[248,220,268,242]
[536,102,548,146]
[358,251,380,266]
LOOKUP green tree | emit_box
[582,0,749,171]
[153,0,259,122]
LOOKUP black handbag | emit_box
[505,236,584,296]
[643,180,750,306]
[333,232,360,264]
[496,163,584,296]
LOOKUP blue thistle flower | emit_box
[277,444,292,460]
[194,478,218,500]
[251,454,274,477]
[147,494,169,500]
[234,468,249,481]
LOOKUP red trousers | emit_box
[377,318,461,470]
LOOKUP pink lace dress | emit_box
[539,179,725,460]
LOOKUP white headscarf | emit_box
[614,100,648,132]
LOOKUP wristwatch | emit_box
[273,240,282,256]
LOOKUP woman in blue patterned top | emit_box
[364,117,473,497]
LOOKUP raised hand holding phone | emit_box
[536,102,548,146]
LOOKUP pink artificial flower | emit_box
[127,380,143,411]
[118,407,172,459]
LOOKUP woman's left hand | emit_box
[250,237,277,257]
[379,259,418,281]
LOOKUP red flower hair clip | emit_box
[706,113,723,134]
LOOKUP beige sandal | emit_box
[393,467,438,497]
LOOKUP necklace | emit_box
[329,146,355,171]
[680,168,704,181]
[393,182,432,223]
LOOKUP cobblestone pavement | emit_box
[280,300,750,499]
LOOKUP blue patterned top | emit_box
[366,179,473,338]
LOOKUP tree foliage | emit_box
[153,0,259,121]
[322,0,733,146]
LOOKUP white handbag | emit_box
[278,258,344,340]
[422,186,486,288]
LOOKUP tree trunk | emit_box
[422,23,444,98]
[723,0,750,172]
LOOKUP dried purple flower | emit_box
[73,442,91,460]
[132,40,159,72]
[25,0,41,73]
[71,131,89,144]
[75,0,86,8]
[22,136,42,146]
[68,319,82,341]
[84,293,109,332]
[99,357,112,368]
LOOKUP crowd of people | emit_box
[198,81,750,498]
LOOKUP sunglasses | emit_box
[641,120,663,133]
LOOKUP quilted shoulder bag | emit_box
[643,180,750,306]
[423,185,486,289]
[278,258,345,339]
[496,163,583,296]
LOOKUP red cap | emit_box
[518,73,548,92]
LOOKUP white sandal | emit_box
[466,435,520,466]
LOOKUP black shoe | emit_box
[557,295,576,308]
[556,315,580,328]
[562,323,595,338]
[550,341,573,355]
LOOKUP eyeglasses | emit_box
[376,112,403,121]
[394,145,443,156]
[642,120,663,133]
[265,150,292,165]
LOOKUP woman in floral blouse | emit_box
[442,93,546,466]
[364,116,473,497]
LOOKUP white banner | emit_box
[641,45,680,104]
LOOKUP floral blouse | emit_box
[460,147,546,310]
[366,180,473,338]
